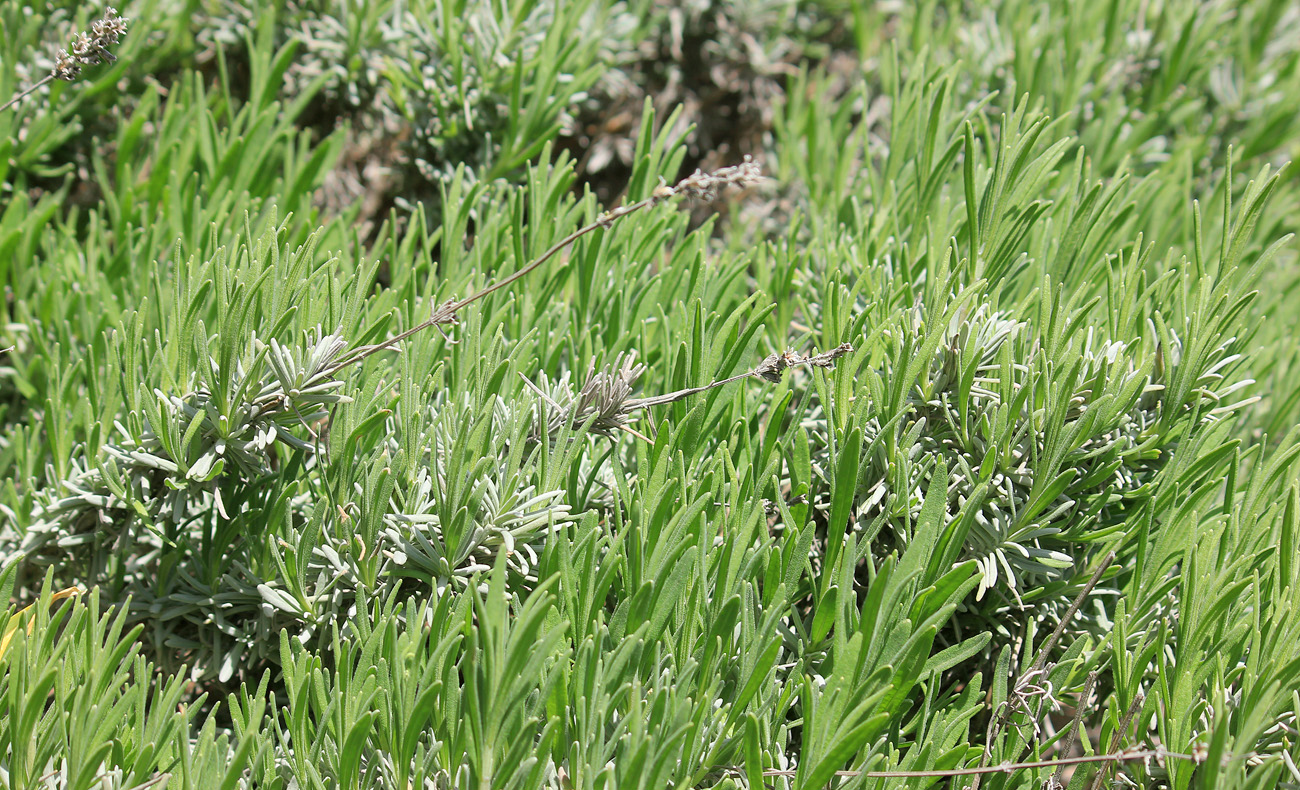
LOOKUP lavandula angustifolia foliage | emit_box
[17,327,349,553]
[1,3,353,535]
[6,2,1300,787]
[835,298,1251,604]
[1,156,779,677]
[372,159,857,595]
[771,37,1292,589]
[3,221,362,677]
[192,0,609,228]
[335,154,766,363]
[752,79,1297,790]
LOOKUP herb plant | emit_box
[2,1,1300,789]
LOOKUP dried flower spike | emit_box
[2,7,128,112]
[330,158,768,372]
[753,342,854,383]
[53,7,128,82]
[525,342,855,446]
[667,155,765,202]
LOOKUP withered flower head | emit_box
[805,342,854,368]
[527,342,854,445]
[752,350,795,383]
[753,343,854,384]
[51,7,128,82]
[666,155,765,202]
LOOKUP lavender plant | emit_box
[2,1,1300,789]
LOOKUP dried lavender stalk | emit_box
[326,156,768,375]
[528,343,854,442]
[1,7,128,112]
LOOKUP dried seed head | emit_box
[51,7,128,82]
[669,154,765,202]
[753,343,854,384]
[805,342,854,368]
[752,351,793,383]
[52,49,80,81]
[91,9,129,49]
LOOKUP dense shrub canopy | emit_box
[2,1,1300,788]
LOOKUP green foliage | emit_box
[3,0,1300,788]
